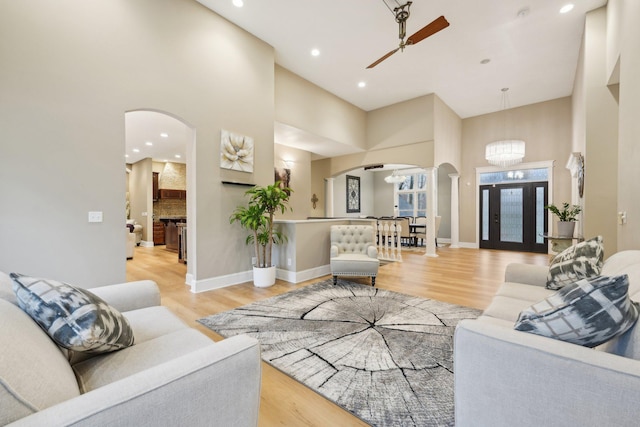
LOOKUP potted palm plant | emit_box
[545,202,582,238]
[230,182,292,287]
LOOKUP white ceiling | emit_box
[125,111,188,165]
[126,0,606,164]
[200,0,605,117]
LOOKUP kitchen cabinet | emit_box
[152,172,159,201]
[153,222,165,245]
[159,189,186,200]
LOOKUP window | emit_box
[395,172,427,217]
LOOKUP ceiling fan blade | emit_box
[406,15,449,45]
[366,48,400,69]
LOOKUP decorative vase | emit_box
[252,265,276,288]
[557,221,576,238]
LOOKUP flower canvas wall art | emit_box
[220,129,254,172]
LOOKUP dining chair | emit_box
[397,217,412,246]
[413,217,427,246]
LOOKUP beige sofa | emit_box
[454,250,640,426]
[0,272,261,426]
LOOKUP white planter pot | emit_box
[252,265,276,288]
[557,221,576,238]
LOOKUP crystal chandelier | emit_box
[485,88,525,167]
[384,170,407,184]
[485,140,526,167]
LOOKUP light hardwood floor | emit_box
[126,245,550,427]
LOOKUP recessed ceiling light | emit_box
[133,148,140,153]
[232,0,243,8]
[358,81,366,88]
[560,4,574,13]
[125,154,129,158]
[480,58,491,65]
[160,133,168,138]
[311,48,320,57]
[175,154,181,159]
[145,141,153,146]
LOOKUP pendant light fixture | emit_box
[485,88,525,167]
[384,169,407,184]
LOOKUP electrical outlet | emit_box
[287,258,292,266]
[251,257,257,266]
[141,212,148,216]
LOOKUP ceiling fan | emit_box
[367,1,449,69]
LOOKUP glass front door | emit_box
[480,182,548,253]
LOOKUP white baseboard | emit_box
[458,241,479,249]
[435,238,478,249]
[277,265,331,284]
[140,240,154,248]
[189,270,253,293]
[189,265,332,292]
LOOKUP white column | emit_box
[424,167,438,258]
[324,178,335,217]
[449,173,460,248]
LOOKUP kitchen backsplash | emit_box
[158,162,186,190]
[154,199,186,219]
[153,162,187,219]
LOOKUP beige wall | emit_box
[275,65,366,150]
[315,141,435,179]
[572,7,619,254]
[434,95,463,171]
[0,0,275,286]
[460,97,573,244]
[331,170,375,218]
[274,144,311,220]
[611,0,640,250]
[366,94,435,151]
[130,158,153,242]
[373,172,396,217]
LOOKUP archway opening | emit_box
[124,109,196,282]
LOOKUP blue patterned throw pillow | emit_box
[546,236,604,290]
[515,274,639,348]
[11,273,134,353]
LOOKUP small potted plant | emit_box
[230,182,292,287]
[545,202,582,238]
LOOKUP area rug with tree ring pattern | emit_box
[198,279,482,427]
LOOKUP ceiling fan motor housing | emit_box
[394,2,411,41]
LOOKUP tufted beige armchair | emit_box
[330,225,380,286]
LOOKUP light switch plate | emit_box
[88,211,103,223]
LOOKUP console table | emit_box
[542,234,583,254]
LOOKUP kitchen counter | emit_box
[157,218,186,252]
[158,217,187,222]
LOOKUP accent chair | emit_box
[330,225,380,286]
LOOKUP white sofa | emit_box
[127,219,143,245]
[0,272,261,426]
[454,250,640,426]
[126,229,136,259]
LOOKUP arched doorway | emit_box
[125,109,196,282]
